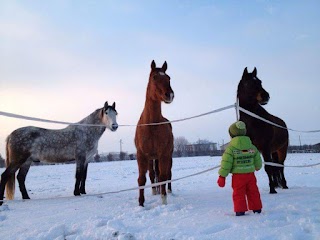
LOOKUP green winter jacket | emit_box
[218,136,262,177]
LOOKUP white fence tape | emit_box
[1,160,320,204]
[1,102,320,203]
[1,104,320,133]
[264,161,320,168]
[119,104,236,127]
[238,106,320,133]
[0,104,235,127]
[0,165,220,204]
[0,111,102,127]
[87,161,320,197]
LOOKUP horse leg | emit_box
[137,152,148,206]
[0,159,22,204]
[277,146,288,189]
[74,156,85,196]
[80,163,88,194]
[262,152,277,194]
[154,159,160,194]
[158,157,170,205]
[0,165,18,205]
[271,152,281,188]
[148,159,157,195]
[17,159,32,199]
[167,158,172,193]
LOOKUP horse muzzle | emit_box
[164,92,174,104]
[111,123,118,131]
[257,92,270,105]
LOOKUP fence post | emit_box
[235,98,240,121]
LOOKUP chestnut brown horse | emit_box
[237,67,289,194]
[135,60,174,206]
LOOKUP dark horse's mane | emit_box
[237,67,289,194]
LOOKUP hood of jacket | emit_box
[229,136,253,150]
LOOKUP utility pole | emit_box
[299,135,302,150]
[120,139,123,153]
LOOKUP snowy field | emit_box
[0,153,320,240]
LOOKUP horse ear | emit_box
[151,60,156,70]
[104,101,109,109]
[112,102,116,109]
[242,67,248,79]
[253,67,257,77]
[162,61,167,72]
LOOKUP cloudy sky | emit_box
[0,1,319,156]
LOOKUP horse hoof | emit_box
[74,191,81,196]
[167,189,172,193]
[270,190,277,194]
[282,186,289,189]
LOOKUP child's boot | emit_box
[236,212,245,216]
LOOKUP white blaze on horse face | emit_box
[159,72,166,76]
[102,108,118,131]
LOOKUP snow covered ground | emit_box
[0,153,320,240]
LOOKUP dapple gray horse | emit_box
[0,101,118,205]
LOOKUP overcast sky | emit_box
[0,1,319,156]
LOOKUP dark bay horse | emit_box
[135,60,174,206]
[0,101,118,205]
[237,67,289,194]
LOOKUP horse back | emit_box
[7,126,77,163]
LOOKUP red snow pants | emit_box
[231,173,262,212]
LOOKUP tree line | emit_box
[0,139,319,167]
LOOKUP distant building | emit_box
[219,142,230,151]
[186,142,218,156]
[98,152,131,161]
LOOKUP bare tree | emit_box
[107,153,114,161]
[194,139,216,156]
[174,136,189,157]
[94,154,101,162]
[0,154,5,168]
[120,152,127,160]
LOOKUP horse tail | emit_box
[5,137,15,200]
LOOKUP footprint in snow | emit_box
[0,214,7,221]
[118,232,136,240]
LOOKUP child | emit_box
[217,121,263,216]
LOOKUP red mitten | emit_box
[217,176,226,188]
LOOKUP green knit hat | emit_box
[229,121,247,137]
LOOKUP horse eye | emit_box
[255,81,262,87]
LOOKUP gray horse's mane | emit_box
[78,108,104,125]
